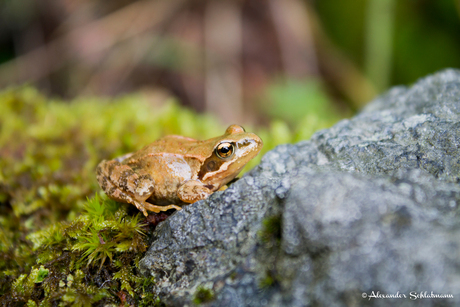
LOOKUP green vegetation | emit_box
[259,270,277,290]
[258,215,282,249]
[0,86,341,305]
[257,214,283,290]
[3,193,157,306]
[193,286,215,305]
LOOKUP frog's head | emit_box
[198,125,263,188]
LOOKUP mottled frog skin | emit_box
[96,125,262,216]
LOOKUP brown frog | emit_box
[96,125,262,216]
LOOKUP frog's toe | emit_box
[133,200,149,217]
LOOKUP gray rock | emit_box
[139,69,460,306]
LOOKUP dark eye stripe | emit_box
[206,160,217,171]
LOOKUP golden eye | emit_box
[216,142,235,159]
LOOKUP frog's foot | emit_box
[218,185,228,192]
[141,202,182,214]
[131,200,149,217]
[177,180,213,203]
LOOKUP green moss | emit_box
[0,86,343,305]
[229,271,238,280]
[0,86,226,304]
[258,214,282,248]
[257,215,283,291]
[34,266,49,283]
[193,286,215,305]
[137,276,160,307]
[259,270,276,289]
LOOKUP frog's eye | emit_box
[216,142,235,159]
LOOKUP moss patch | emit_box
[0,86,342,305]
[0,87,223,305]
[257,214,283,290]
[258,214,282,249]
[193,286,215,305]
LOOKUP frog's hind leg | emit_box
[141,202,182,213]
[96,160,155,216]
[97,160,183,216]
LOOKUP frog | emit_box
[96,125,263,216]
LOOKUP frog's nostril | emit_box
[239,136,262,148]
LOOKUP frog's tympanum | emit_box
[96,125,262,216]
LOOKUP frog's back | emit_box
[131,135,217,160]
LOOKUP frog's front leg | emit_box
[177,180,214,204]
[96,160,156,216]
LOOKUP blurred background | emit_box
[1,0,460,127]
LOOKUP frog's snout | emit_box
[237,134,262,155]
